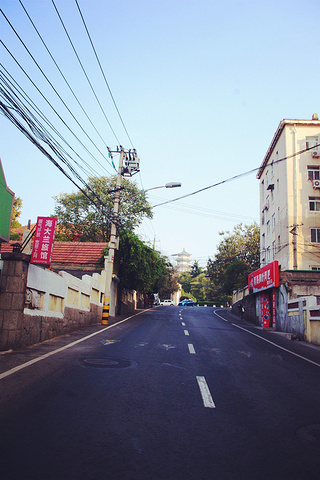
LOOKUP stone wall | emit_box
[0,253,105,350]
[0,252,30,350]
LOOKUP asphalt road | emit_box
[1,306,320,480]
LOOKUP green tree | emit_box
[207,222,260,300]
[222,259,251,295]
[190,260,203,278]
[53,176,152,242]
[11,196,23,228]
[116,230,178,296]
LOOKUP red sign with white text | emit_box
[31,217,57,266]
[248,260,279,294]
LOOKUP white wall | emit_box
[25,265,106,317]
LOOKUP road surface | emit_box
[1,306,320,479]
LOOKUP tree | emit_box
[222,259,251,295]
[115,230,178,296]
[11,196,23,228]
[206,222,260,300]
[53,176,153,242]
[190,260,203,278]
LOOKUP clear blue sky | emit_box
[1,0,319,267]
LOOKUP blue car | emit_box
[178,300,196,306]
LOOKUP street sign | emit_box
[30,217,57,266]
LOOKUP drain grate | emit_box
[83,357,135,369]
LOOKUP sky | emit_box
[1,0,320,268]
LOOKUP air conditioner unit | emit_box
[313,179,320,188]
[312,150,320,158]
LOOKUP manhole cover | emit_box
[83,357,134,369]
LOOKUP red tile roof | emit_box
[51,242,108,265]
[0,241,108,266]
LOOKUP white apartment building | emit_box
[258,114,320,271]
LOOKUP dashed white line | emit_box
[181,322,186,326]
[188,343,196,354]
[196,376,216,408]
[184,330,189,336]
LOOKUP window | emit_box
[271,161,274,177]
[272,241,276,260]
[278,235,281,252]
[267,220,270,235]
[306,136,319,150]
[311,266,320,271]
[261,211,265,225]
[266,246,270,263]
[272,213,276,229]
[309,197,320,211]
[308,166,320,180]
[262,233,265,251]
[311,228,320,243]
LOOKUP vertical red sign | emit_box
[272,288,277,328]
[261,294,270,328]
[31,217,57,266]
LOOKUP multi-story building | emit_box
[258,113,320,271]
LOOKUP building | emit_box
[258,113,320,271]
[232,115,320,345]
[173,248,191,273]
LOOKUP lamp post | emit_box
[102,179,181,324]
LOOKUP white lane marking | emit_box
[213,310,320,369]
[196,376,216,408]
[181,322,186,326]
[184,330,189,336]
[0,310,147,381]
[188,343,196,354]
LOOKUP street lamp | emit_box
[127,182,182,199]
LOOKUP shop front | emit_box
[248,261,279,329]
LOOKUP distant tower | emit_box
[173,248,192,273]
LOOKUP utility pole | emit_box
[102,146,139,325]
[289,223,303,270]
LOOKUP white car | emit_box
[160,299,174,306]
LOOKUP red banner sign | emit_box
[31,217,57,266]
[248,260,279,294]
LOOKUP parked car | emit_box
[160,299,174,306]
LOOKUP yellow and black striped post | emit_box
[102,299,110,325]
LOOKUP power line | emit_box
[74,0,134,149]
[50,0,121,146]
[17,0,114,162]
[151,143,320,209]
[0,99,106,211]
[0,65,108,181]
[0,40,113,176]
[0,10,114,172]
